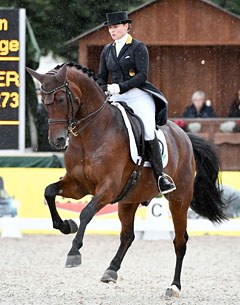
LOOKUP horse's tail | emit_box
[187,133,227,223]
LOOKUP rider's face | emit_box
[108,23,129,40]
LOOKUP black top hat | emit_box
[104,11,132,26]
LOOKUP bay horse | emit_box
[27,63,226,297]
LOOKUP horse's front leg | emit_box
[65,195,106,267]
[65,178,121,268]
[101,203,139,283]
[44,175,84,235]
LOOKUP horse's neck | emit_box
[68,103,117,155]
[70,72,118,143]
[75,73,105,119]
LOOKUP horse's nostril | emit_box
[55,137,66,148]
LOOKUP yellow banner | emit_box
[0,168,239,235]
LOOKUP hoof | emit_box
[101,269,118,283]
[165,285,181,298]
[66,219,78,233]
[60,219,78,235]
[65,254,82,268]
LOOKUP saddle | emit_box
[115,102,145,159]
[110,101,167,166]
[110,101,168,204]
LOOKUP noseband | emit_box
[41,82,107,137]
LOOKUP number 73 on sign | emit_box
[0,92,19,108]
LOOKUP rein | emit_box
[69,100,107,136]
[42,82,107,137]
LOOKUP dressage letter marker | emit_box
[0,9,25,151]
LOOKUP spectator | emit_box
[228,89,240,118]
[182,91,216,118]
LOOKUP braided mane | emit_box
[52,62,97,81]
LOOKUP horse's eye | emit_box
[58,96,65,103]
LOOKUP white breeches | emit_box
[110,88,156,140]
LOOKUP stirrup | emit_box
[161,173,175,184]
[158,173,176,195]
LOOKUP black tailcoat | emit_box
[97,35,168,125]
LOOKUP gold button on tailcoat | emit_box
[129,69,135,77]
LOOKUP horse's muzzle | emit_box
[50,136,67,150]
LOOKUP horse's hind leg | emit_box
[44,174,84,234]
[165,192,191,298]
[101,203,139,283]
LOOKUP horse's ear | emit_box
[26,67,44,83]
[55,64,67,83]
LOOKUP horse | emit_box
[26,62,226,297]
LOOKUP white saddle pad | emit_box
[111,102,168,168]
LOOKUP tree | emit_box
[211,0,240,15]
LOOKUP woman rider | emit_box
[97,11,175,194]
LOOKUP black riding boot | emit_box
[146,137,176,194]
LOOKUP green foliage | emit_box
[0,0,148,60]
[211,0,240,15]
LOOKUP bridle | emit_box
[41,81,107,137]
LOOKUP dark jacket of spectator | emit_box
[228,101,240,117]
[182,104,216,118]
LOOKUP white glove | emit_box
[107,84,120,95]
